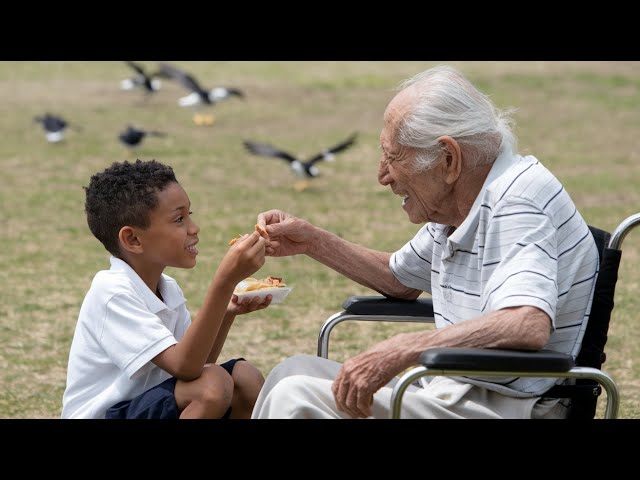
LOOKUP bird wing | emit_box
[47,115,68,131]
[209,87,246,101]
[305,133,358,164]
[125,61,146,77]
[243,140,298,163]
[158,63,206,95]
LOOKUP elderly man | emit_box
[251,65,599,419]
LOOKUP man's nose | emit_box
[378,159,391,185]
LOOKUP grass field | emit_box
[1,61,639,419]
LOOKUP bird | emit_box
[243,133,358,191]
[157,62,245,125]
[33,113,79,143]
[120,61,163,95]
[118,125,166,149]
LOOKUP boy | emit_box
[62,159,269,419]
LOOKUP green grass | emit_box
[1,61,639,419]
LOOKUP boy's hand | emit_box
[221,231,267,284]
[228,293,272,315]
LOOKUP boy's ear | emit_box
[119,226,143,254]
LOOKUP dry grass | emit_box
[1,61,639,418]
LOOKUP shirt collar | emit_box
[446,148,520,252]
[109,256,185,313]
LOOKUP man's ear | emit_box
[437,135,462,184]
[118,226,143,254]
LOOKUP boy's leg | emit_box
[105,377,179,419]
[174,363,234,419]
[220,358,265,419]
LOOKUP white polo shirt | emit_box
[61,256,191,418]
[390,150,599,397]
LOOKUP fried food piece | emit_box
[236,276,287,292]
[229,225,270,247]
[264,276,284,286]
[255,224,269,240]
[228,234,243,246]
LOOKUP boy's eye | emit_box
[175,211,193,223]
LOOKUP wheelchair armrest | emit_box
[343,295,434,317]
[318,296,435,358]
[419,347,575,372]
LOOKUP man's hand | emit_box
[256,209,312,257]
[332,335,411,418]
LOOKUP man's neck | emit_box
[452,162,493,227]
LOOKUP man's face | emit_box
[377,88,454,225]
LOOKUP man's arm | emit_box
[332,306,551,418]
[259,210,421,299]
[306,225,421,299]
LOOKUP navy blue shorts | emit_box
[105,358,244,419]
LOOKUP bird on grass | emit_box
[157,62,245,125]
[118,125,166,149]
[33,113,80,143]
[120,61,162,100]
[243,133,358,191]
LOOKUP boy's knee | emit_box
[232,360,265,389]
[199,363,234,408]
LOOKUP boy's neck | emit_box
[120,255,164,300]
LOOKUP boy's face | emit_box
[137,182,200,269]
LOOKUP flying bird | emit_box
[120,61,162,98]
[157,62,245,125]
[243,133,358,191]
[118,125,166,149]
[33,113,80,143]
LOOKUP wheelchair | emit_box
[317,213,640,419]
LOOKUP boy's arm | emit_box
[152,278,236,379]
[207,293,273,363]
[206,312,235,363]
[153,232,267,379]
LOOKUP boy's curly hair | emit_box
[84,159,178,256]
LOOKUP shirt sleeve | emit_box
[389,223,436,293]
[481,196,559,325]
[99,292,177,379]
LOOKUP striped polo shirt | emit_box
[390,149,599,397]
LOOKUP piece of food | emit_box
[233,276,293,305]
[229,225,269,247]
[235,276,286,292]
[228,234,243,246]
[255,224,269,240]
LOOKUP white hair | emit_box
[396,65,517,172]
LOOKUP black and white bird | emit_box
[33,113,77,143]
[243,133,358,191]
[120,61,162,97]
[118,126,166,149]
[157,62,245,125]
